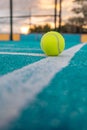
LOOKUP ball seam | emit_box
[51,33,61,54]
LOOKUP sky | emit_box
[0,0,75,33]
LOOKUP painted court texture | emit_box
[0,34,87,130]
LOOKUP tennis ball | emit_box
[40,31,65,56]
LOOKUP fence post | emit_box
[10,0,13,40]
[54,0,57,30]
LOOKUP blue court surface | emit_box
[0,34,87,130]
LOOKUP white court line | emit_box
[0,43,85,128]
[0,52,45,57]
[0,47,41,50]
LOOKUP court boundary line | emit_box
[0,43,85,128]
[0,52,45,57]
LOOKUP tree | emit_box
[42,24,51,32]
[30,24,51,33]
[68,17,84,33]
[72,0,87,24]
[66,0,87,33]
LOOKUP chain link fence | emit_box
[0,0,61,34]
[0,0,87,35]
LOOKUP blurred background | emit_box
[0,0,87,37]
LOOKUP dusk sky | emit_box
[0,0,77,33]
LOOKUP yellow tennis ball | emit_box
[40,31,65,56]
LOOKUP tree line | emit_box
[30,0,87,33]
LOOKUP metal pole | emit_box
[10,0,13,40]
[54,0,57,30]
[59,0,62,32]
[29,8,31,28]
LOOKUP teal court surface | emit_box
[0,34,87,130]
